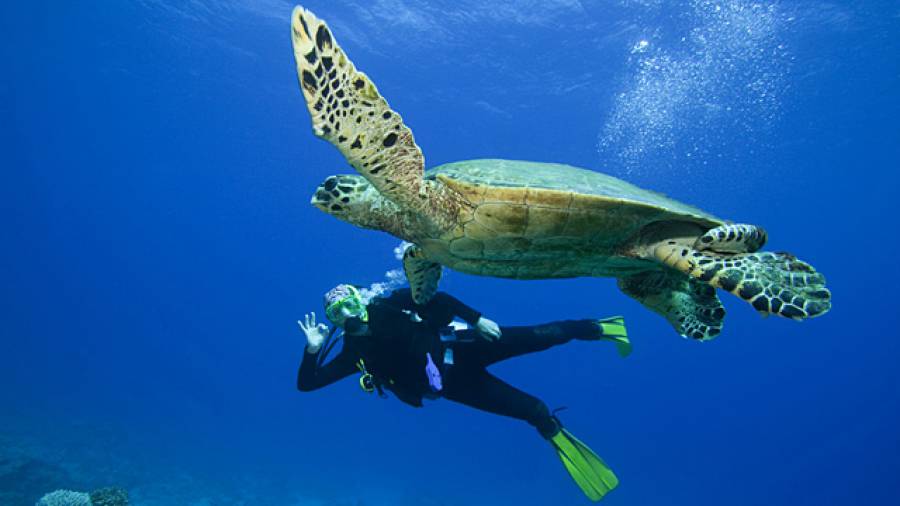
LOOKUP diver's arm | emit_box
[382,288,497,338]
[380,288,479,321]
[296,347,356,391]
[298,312,329,351]
[432,292,501,340]
[296,312,356,391]
[381,288,416,310]
[430,292,482,326]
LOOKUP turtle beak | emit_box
[311,174,369,218]
[310,187,331,211]
[310,176,339,212]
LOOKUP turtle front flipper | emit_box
[695,224,767,253]
[653,241,831,320]
[291,7,425,209]
[618,271,725,341]
[403,245,442,304]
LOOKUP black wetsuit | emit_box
[297,289,598,438]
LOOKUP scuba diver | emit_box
[297,284,631,501]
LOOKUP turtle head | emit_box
[311,174,371,219]
[311,174,404,234]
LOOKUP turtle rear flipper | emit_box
[653,242,831,320]
[619,271,725,341]
[291,7,425,209]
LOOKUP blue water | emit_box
[3,1,899,504]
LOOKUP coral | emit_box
[36,489,91,506]
[90,487,129,506]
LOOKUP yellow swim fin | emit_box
[550,428,619,501]
[596,316,632,357]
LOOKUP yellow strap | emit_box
[359,373,374,393]
[356,359,376,393]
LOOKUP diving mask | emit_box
[324,284,368,325]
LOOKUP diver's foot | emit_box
[549,425,619,500]
[585,316,631,357]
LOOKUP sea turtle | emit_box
[289,6,831,340]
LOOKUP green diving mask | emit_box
[324,284,369,325]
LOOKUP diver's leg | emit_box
[456,320,600,366]
[443,367,560,437]
[443,366,619,500]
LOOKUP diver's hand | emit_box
[298,312,329,353]
[475,316,502,341]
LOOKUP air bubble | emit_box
[599,1,792,174]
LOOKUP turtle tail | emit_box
[653,242,831,320]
